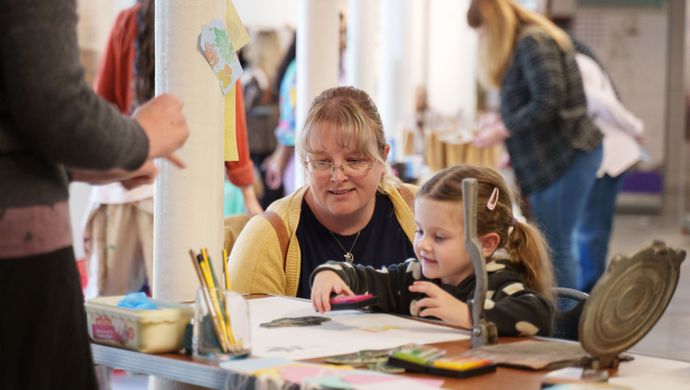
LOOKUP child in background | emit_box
[311,165,555,337]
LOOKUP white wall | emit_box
[574,5,668,168]
[232,0,299,30]
[77,0,136,51]
[427,0,477,123]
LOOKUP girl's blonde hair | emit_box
[297,86,397,190]
[417,165,555,299]
[468,0,572,89]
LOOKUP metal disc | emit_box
[579,241,685,359]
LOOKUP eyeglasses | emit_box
[304,160,374,177]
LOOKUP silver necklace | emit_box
[328,230,361,263]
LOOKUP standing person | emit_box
[467,0,603,289]
[574,50,644,292]
[228,86,417,298]
[0,0,189,388]
[311,165,555,337]
[241,29,283,208]
[84,0,260,298]
[264,34,297,197]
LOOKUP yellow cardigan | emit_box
[228,183,418,296]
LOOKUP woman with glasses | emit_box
[228,86,417,298]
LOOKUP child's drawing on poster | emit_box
[199,19,242,95]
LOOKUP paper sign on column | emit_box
[226,0,249,50]
[199,20,242,96]
[222,1,249,160]
[224,85,238,161]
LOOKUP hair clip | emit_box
[487,187,499,211]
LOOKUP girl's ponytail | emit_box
[508,219,555,300]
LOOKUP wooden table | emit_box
[92,336,690,389]
[91,295,690,389]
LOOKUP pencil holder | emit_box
[192,287,251,361]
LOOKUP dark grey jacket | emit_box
[0,0,148,257]
[500,26,602,195]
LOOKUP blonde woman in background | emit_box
[467,0,603,289]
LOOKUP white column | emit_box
[152,1,225,388]
[345,0,377,96]
[378,0,413,162]
[294,0,340,187]
[154,0,224,302]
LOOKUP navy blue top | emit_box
[295,192,415,299]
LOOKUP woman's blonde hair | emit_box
[244,29,283,84]
[468,0,572,89]
[298,86,397,190]
[417,165,555,300]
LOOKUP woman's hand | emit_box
[238,184,263,216]
[263,145,294,190]
[311,271,354,313]
[409,281,472,328]
[133,93,189,168]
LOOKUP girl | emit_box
[311,165,555,337]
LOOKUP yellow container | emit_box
[85,296,193,353]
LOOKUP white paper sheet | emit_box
[248,296,469,360]
[609,355,690,390]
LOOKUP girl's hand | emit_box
[311,271,354,313]
[409,281,472,328]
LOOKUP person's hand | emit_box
[263,145,293,190]
[133,93,189,168]
[120,160,158,190]
[311,270,354,313]
[264,155,283,190]
[237,184,263,216]
[409,281,471,328]
[473,120,509,148]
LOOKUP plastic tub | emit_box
[85,296,193,353]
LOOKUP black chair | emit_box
[551,287,589,341]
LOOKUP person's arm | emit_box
[70,160,157,190]
[226,81,262,214]
[93,6,135,113]
[310,259,414,314]
[239,184,263,216]
[264,144,294,190]
[0,0,148,171]
[483,275,555,337]
[501,33,566,137]
[227,215,286,295]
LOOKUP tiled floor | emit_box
[609,214,690,362]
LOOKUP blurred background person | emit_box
[263,33,297,197]
[241,29,284,208]
[573,44,645,293]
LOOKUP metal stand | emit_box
[462,179,497,348]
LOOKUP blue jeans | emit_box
[528,145,603,289]
[575,173,624,292]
